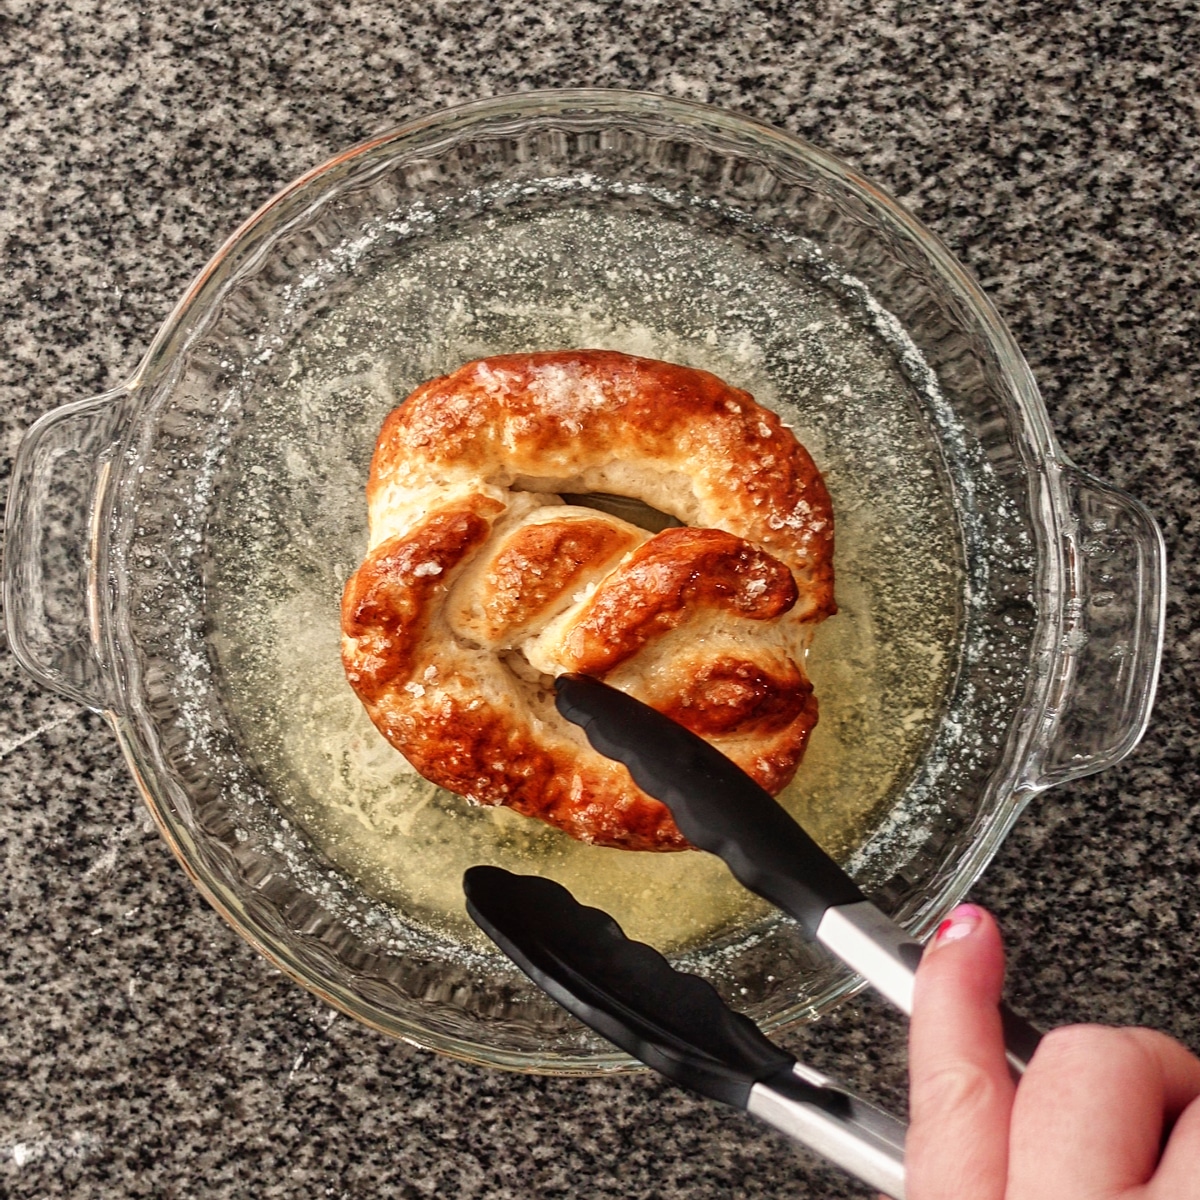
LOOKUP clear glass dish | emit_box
[5,90,1165,1071]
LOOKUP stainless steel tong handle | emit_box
[818,900,1040,1076]
[749,1063,907,1199]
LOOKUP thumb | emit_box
[906,904,1015,1200]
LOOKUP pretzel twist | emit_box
[341,351,835,851]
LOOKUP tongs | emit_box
[553,673,1042,1073]
[463,675,1044,1197]
[464,865,909,1198]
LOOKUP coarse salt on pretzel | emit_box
[341,350,835,851]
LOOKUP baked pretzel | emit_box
[341,351,835,851]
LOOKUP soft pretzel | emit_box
[341,351,835,851]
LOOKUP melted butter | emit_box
[206,201,963,954]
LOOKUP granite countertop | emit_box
[2,2,1197,1196]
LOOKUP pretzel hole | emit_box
[558,492,684,534]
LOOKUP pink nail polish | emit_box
[934,903,983,946]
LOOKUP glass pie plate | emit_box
[4,89,1166,1071]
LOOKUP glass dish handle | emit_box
[1035,463,1167,787]
[3,389,128,712]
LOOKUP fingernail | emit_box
[932,903,984,948]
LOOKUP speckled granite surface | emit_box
[2,2,1198,1196]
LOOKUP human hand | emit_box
[904,903,1200,1200]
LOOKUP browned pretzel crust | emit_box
[341,350,835,851]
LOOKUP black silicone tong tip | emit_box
[553,674,1045,1076]
[464,865,832,1112]
[553,673,862,935]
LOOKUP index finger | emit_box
[906,904,1015,1200]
